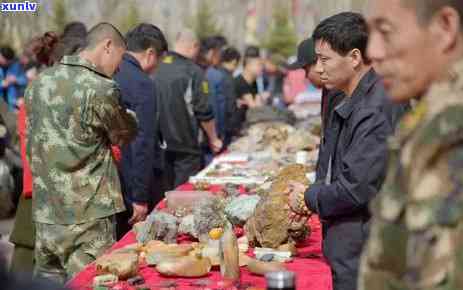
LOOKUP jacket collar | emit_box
[60,55,110,78]
[122,53,143,71]
[219,65,233,75]
[335,68,379,119]
[168,51,189,61]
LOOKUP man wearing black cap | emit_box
[289,38,344,127]
[289,38,344,181]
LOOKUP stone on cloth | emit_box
[225,195,261,226]
[134,211,178,244]
[96,252,139,280]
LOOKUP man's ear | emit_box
[147,47,156,56]
[148,47,158,62]
[349,48,363,69]
[429,6,461,54]
[103,38,113,52]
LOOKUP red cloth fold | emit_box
[18,103,32,199]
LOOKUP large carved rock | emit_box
[245,164,311,248]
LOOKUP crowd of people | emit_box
[1,0,463,290]
[0,15,318,288]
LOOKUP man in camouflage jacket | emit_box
[360,1,463,289]
[25,23,137,283]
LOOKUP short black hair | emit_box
[200,36,225,53]
[313,12,370,64]
[402,0,463,27]
[52,36,86,63]
[244,45,260,58]
[126,23,168,55]
[84,22,126,50]
[0,46,15,61]
[220,46,241,63]
[63,21,87,38]
[213,35,228,48]
[243,45,261,67]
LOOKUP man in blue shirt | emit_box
[113,23,168,238]
[207,46,241,147]
[0,46,27,111]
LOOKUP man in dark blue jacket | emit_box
[113,23,168,238]
[288,13,408,290]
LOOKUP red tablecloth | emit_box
[68,184,332,290]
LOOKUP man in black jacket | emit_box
[113,23,168,238]
[288,12,408,290]
[154,29,222,190]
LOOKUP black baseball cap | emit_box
[288,38,316,70]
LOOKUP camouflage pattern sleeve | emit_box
[359,103,463,290]
[93,85,138,147]
[24,82,36,167]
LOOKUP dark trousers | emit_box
[163,151,202,191]
[322,216,370,290]
[9,195,35,275]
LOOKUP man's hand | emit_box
[6,75,17,84]
[259,91,271,102]
[209,137,223,154]
[242,93,263,109]
[287,181,311,217]
[129,202,148,225]
[237,99,247,108]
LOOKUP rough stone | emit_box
[134,211,178,244]
[193,196,227,242]
[225,195,261,226]
[245,164,311,248]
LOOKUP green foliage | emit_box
[52,0,68,33]
[262,4,298,59]
[119,1,141,34]
[188,0,222,40]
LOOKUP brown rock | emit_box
[245,164,311,248]
[247,259,286,276]
[156,256,212,277]
[96,253,139,280]
[270,164,309,194]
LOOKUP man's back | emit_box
[114,54,159,205]
[25,55,135,225]
[154,52,213,155]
